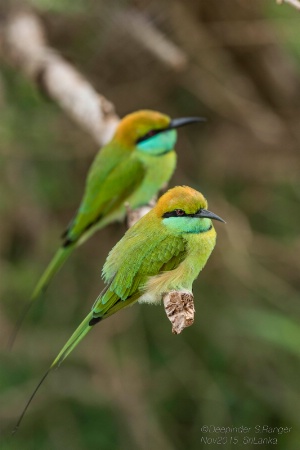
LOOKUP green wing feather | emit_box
[67,148,145,241]
[96,219,187,310]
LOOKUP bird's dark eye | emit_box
[162,209,187,218]
[136,129,156,143]
[137,128,163,144]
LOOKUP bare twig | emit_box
[125,197,157,228]
[0,11,119,145]
[277,0,300,11]
[163,290,195,334]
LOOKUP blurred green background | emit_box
[1,0,300,448]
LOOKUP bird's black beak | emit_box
[136,116,206,144]
[195,209,226,223]
[168,117,206,130]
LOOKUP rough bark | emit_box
[163,290,195,334]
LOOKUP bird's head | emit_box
[113,110,205,156]
[155,186,225,234]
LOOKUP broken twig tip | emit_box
[125,197,157,228]
[163,290,195,334]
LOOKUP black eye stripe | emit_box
[136,127,166,144]
[162,208,203,218]
[163,211,182,218]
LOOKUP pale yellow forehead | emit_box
[156,186,208,216]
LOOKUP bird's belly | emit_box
[138,290,162,305]
[138,265,187,306]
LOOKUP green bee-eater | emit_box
[11,110,204,341]
[13,185,225,431]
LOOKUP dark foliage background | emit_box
[1,0,300,449]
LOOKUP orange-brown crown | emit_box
[113,110,171,147]
[155,186,208,217]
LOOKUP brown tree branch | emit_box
[0,11,120,146]
[277,0,300,10]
